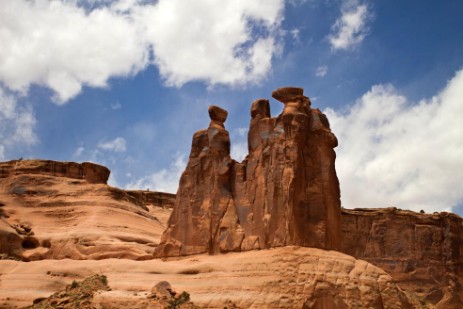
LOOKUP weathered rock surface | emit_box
[155,87,341,257]
[342,207,463,308]
[0,160,173,261]
[125,190,176,209]
[0,247,412,309]
[0,160,110,184]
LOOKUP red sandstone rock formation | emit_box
[155,87,341,257]
[124,190,176,209]
[0,160,174,261]
[0,159,110,184]
[342,207,463,308]
[0,247,413,309]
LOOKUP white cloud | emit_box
[98,137,127,152]
[290,28,301,43]
[230,127,248,162]
[315,65,328,77]
[136,0,284,87]
[325,68,463,213]
[73,146,86,158]
[328,1,370,50]
[0,88,37,160]
[110,102,122,110]
[0,0,284,104]
[0,0,148,103]
[127,153,187,193]
[231,142,248,162]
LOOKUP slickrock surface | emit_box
[342,208,463,308]
[156,87,341,257]
[0,247,412,309]
[0,160,171,261]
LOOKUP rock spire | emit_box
[155,87,341,257]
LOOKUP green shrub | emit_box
[101,275,108,285]
[167,291,190,308]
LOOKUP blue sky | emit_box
[1,0,463,215]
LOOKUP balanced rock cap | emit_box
[271,87,304,103]
[251,99,270,119]
[208,105,228,123]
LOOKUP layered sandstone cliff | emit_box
[155,87,341,257]
[0,160,174,261]
[342,207,463,308]
[0,159,110,184]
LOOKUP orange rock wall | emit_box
[155,88,342,257]
[341,208,463,307]
[124,190,176,209]
[0,160,110,184]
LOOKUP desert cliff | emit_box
[156,87,341,257]
[0,87,462,308]
[0,159,173,261]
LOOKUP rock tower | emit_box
[155,87,341,257]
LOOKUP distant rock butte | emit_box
[0,159,110,184]
[155,87,341,257]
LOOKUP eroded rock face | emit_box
[0,164,173,261]
[342,208,463,308]
[124,191,176,209]
[155,87,341,257]
[155,105,238,256]
[0,247,413,309]
[0,160,110,184]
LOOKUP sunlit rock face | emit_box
[0,159,173,261]
[155,87,342,257]
[0,160,110,184]
[341,207,463,308]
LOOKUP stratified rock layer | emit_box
[0,160,110,184]
[155,87,341,257]
[342,208,463,308]
[0,160,174,261]
[0,247,413,309]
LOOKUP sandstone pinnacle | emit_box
[208,105,228,123]
[271,86,304,103]
[155,87,341,257]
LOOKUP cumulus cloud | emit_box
[230,127,249,162]
[0,0,148,103]
[0,0,284,104]
[325,68,463,213]
[0,88,37,160]
[98,137,127,152]
[328,1,370,50]
[136,0,283,87]
[315,65,328,77]
[127,153,187,193]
